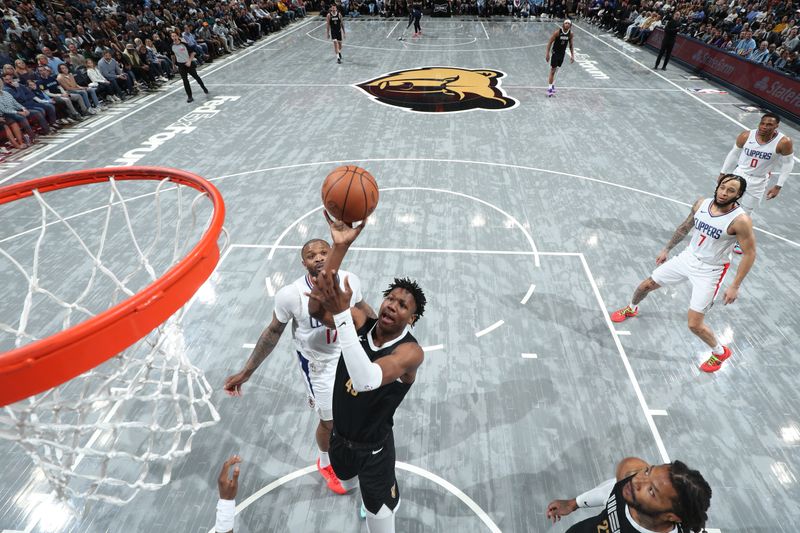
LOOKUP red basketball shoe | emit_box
[317,458,347,494]
[611,305,638,323]
[700,346,732,373]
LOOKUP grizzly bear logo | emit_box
[355,67,517,113]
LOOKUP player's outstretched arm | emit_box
[718,130,748,180]
[657,199,701,263]
[724,215,756,305]
[373,342,424,386]
[545,30,557,59]
[322,210,365,273]
[546,460,638,524]
[224,314,287,396]
[569,31,575,62]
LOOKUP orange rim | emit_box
[0,167,225,406]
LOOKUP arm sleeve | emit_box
[777,153,795,186]
[333,310,382,392]
[575,478,617,509]
[720,143,743,174]
[273,285,297,324]
[215,498,235,533]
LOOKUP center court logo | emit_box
[354,67,517,113]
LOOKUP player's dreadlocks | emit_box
[383,278,426,325]
[670,460,712,533]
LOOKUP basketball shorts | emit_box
[737,188,762,215]
[550,52,565,68]
[296,351,336,421]
[650,250,730,314]
[331,29,342,41]
[330,430,400,514]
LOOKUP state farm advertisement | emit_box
[648,29,800,121]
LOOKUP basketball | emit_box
[321,165,380,224]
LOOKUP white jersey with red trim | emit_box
[688,198,745,266]
[273,270,363,363]
[734,129,785,197]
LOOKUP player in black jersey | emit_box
[326,4,345,63]
[545,19,575,97]
[546,457,712,533]
[307,213,427,533]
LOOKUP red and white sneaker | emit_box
[317,458,346,494]
[699,346,732,373]
[611,305,638,323]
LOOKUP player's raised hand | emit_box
[324,210,365,246]
[218,455,242,500]
[545,498,578,523]
[307,270,352,314]
[223,370,251,397]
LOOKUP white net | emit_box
[0,174,223,505]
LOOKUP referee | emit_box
[171,31,209,103]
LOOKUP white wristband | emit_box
[215,498,235,532]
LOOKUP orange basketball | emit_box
[321,166,379,224]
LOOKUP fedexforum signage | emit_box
[112,95,240,166]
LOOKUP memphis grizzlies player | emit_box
[224,239,376,494]
[610,176,756,373]
[545,19,575,97]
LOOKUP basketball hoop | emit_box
[0,167,226,504]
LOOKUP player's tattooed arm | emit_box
[243,315,288,375]
[662,199,701,253]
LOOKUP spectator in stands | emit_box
[624,10,648,41]
[748,40,771,63]
[0,116,26,150]
[2,73,52,135]
[213,19,236,53]
[98,50,134,96]
[183,24,210,63]
[56,63,100,113]
[785,28,800,52]
[0,87,35,145]
[635,12,662,45]
[735,29,757,56]
[67,43,87,69]
[123,43,156,89]
[85,58,123,102]
[14,60,36,84]
[37,65,88,118]
[40,49,65,75]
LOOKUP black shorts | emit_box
[550,52,565,68]
[330,431,399,514]
[331,29,342,41]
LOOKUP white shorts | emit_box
[651,251,730,314]
[737,189,762,215]
[296,351,337,421]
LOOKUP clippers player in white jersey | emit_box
[307,213,426,533]
[223,239,376,494]
[546,457,712,533]
[610,176,756,372]
[718,112,794,252]
[545,19,575,97]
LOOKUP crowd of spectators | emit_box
[580,0,800,78]
[0,0,308,158]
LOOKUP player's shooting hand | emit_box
[223,370,251,397]
[655,249,669,265]
[218,455,241,500]
[766,185,781,199]
[545,498,578,523]
[723,285,739,305]
[324,210,365,245]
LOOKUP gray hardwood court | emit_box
[1,16,799,533]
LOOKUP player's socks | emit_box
[712,344,723,355]
[319,450,330,468]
